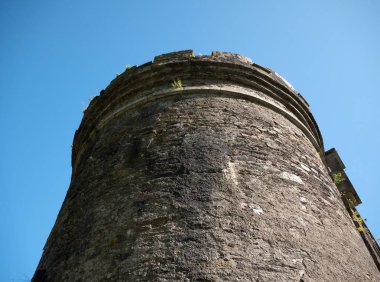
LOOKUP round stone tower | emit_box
[33,50,380,281]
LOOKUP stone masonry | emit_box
[33,50,380,281]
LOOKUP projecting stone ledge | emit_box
[325,148,380,270]
[325,148,361,206]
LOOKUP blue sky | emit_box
[1,1,379,280]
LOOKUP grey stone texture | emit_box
[33,51,380,281]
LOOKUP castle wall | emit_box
[33,51,380,281]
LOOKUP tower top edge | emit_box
[74,50,324,169]
[152,50,306,101]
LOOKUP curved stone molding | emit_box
[73,51,324,172]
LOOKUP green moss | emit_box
[333,172,345,186]
[171,78,182,89]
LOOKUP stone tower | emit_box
[33,50,380,281]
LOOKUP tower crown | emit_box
[74,50,323,171]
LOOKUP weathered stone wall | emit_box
[33,51,380,281]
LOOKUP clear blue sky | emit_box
[1,1,379,280]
